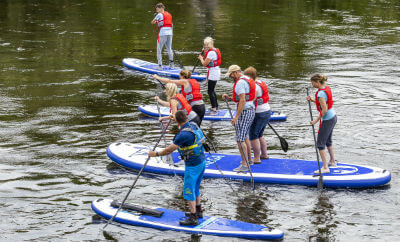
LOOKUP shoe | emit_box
[248,160,254,165]
[253,160,262,164]
[169,61,174,69]
[185,210,203,219]
[328,161,338,167]
[314,168,330,174]
[260,156,269,160]
[233,164,249,172]
[180,213,198,226]
[155,65,163,70]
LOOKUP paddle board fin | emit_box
[111,200,164,218]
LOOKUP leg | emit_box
[259,136,269,158]
[237,141,248,166]
[250,138,261,163]
[207,80,218,110]
[327,145,335,165]
[165,35,174,66]
[245,138,252,162]
[318,148,329,170]
[157,36,168,66]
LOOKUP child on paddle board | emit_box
[198,37,221,113]
[153,70,206,125]
[222,65,256,172]
[244,67,271,164]
[151,3,174,69]
[148,110,206,226]
[155,83,201,126]
[306,74,337,173]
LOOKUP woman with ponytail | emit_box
[306,74,337,174]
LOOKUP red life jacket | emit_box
[204,48,221,68]
[172,93,192,115]
[156,11,172,32]
[181,79,203,103]
[315,85,333,113]
[255,80,269,105]
[232,75,256,103]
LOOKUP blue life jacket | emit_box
[175,122,205,161]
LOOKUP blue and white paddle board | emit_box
[92,198,284,240]
[138,105,287,122]
[123,58,206,82]
[107,142,391,188]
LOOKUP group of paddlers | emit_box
[149,3,337,226]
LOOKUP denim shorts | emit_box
[249,110,271,140]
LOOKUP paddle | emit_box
[191,29,215,73]
[224,98,255,190]
[267,123,289,152]
[306,88,324,189]
[103,118,173,230]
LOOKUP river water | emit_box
[0,0,399,241]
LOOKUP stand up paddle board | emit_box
[92,198,284,240]
[138,105,287,122]
[107,142,391,188]
[123,58,206,82]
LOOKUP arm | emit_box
[232,93,246,126]
[311,97,327,125]
[155,96,170,107]
[148,143,179,157]
[222,93,231,101]
[154,74,188,86]
[306,96,316,103]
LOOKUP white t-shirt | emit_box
[205,50,220,81]
[255,80,270,113]
[156,13,173,36]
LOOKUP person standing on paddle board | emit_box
[151,3,174,69]
[306,74,337,174]
[148,110,206,226]
[244,67,271,164]
[222,65,256,172]
[198,37,221,113]
[153,70,206,125]
[155,83,201,126]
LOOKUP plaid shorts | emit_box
[235,109,255,142]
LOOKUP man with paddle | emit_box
[148,110,206,226]
[151,3,174,69]
[222,65,256,172]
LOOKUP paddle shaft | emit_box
[306,88,324,189]
[224,99,255,189]
[103,119,173,230]
[267,123,288,152]
[156,100,168,147]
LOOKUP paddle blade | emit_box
[279,136,289,152]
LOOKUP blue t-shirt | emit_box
[235,78,255,110]
[317,90,336,120]
[173,122,205,166]
[155,13,173,36]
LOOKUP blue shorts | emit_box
[249,111,271,140]
[183,161,205,201]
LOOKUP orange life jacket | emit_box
[255,80,269,105]
[171,94,192,115]
[232,75,256,103]
[204,48,221,68]
[181,79,203,103]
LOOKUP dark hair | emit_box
[175,110,188,124]
[310,74,328,85]
[180,69,192,79]
[244,66,257,80]
[155,3,165,9]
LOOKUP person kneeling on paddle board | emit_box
[306,74,337,174]
[148,110,206,226]
[155,83,201,126]
[154,69,206,125]
[222,65,256,172]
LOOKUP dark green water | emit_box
[1,0,399,241]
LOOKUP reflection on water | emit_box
[235,187,271,225]
[308,191,338,241]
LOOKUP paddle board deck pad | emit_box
[138,105,287,122]
[107,142,391,188]
[92,198,284,240]
[123,58,206,82]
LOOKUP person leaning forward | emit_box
[222,65,256,172]
[148,110,206,226]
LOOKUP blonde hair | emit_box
[244,66,257,80]
[166,83,178,98]
[310,74,328,85]
[180,69,192,79]
[203,36,214,48]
